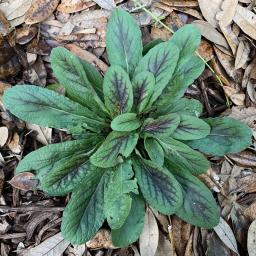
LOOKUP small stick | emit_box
[0,205,64,212]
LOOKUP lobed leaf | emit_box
[3,85,106,132]
[103,66,133,117]
[132,71,155,113]
[106,8,142,75]
[141,114,180,138]
[133,157,182,214]
[61,174,106,244]
[187,117,252,156]
[172,114,210,140]
[90,131,138,168]
[112,194,145,247]
[104,161,138,229]
[134,41,179,104]
[144,138,164,166]
[111,113,141,132]
[167,161,220,228]
[158,137,210,175]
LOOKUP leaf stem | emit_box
[131,0,230,107]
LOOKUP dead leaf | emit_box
[155,231,174,256]
[25,0,60,25]
[8,132,21,154]
[92,0,116,10]
[233,5,256,40]
[235,173,256,194]
[244,202,256,220]
[27,124,52,145]
[235,40,250,69]
[219,25,239,55]
[0,127,8,147]
[16,26,38,45]
[197,39,214,62]
[206,232,231,256]
[228,151,256,168]
[214,217,239,255]
[9,172,38,191]
[193,20,229,50]
[230,93,245,106]
[139,208,159,256]
[86,229,115,249]
[198,0,222,27]
[57,0,92,13]
[248,220,256,256]
[217,0,238,27]
[21,232,70,256]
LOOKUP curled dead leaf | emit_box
[9,172,38,191]
[8,132,21,154]
[25,0,59,25]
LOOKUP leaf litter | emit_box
[0,0,256,255]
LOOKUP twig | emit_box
[0,205,65,212]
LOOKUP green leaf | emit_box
[111,113,142,132]
[132,71,154,113]
[112,194,145,247]
[61,174,106,244]
[3,85,107,132]
[134,41,179,104]
[41,157,105,196]
[187,117,252,156]
[104,161,138,229]
[172,114,210,140]
[158,137,209,175]
[167,161,220,228]
[106,8,142,75]
[90,131,138,168]
[171,24,201,64]
[50,47,106,115]
[143,38,163,55]
[16,136,102,173]
[155,98,203,117]
[141,114,180,138]
[133,157,182,214]
[144,138,164,166]
[103,66,133,117]
[158,56,205,106]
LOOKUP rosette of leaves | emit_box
[3,8,252,247]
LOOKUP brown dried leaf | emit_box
[228,151,256,168]
[230,93,245,106]
[139,208,159,256]
[16,26,38,45]
[235,173,256,194]
[193,20,229,50]
[213,217,239,254]
[235,40,250,69]
[92,0,116,10]
[248,220,256,256]
[198,0,222,27]
[233,5,256,40]
[8,132,21,154]
[216,0,238,27]
[161,0,198,7]
[86,229,115,249]
[219,25,239,55]
[9,172,37,191]
[197,39,214,62]
[25,0,59,25]
[244,202,256,220]
[155,231,175,256]
[206,232,231,256]
[0,127,8,147]
[57,0,92,13]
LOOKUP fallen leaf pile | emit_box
[0,0,256,255]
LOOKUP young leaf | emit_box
[144,138,164,166]
[106,8,142,75]
[187,117,252,156]
[104,161,138,229]
[158,56,205,106]
[133,157,182,214]
[61,174,106,244]
[50,47,106,115]
[16,135,101,173]
[172,114,210,140]
[167,161,220,228]
[132,71,154,113]
[112,194,145,247]
[41,157,105,196]
[171,24,201,64]
[158,137,210,175]
[103,66,133,117]
[111,113,142,132]
[3,85,106,132]
[155,98,203,117]
[90,131,138,168]
[134,41,179,104]
[141,114,180,138]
